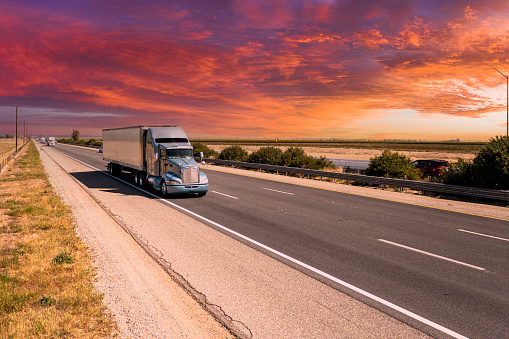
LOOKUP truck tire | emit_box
[138,172,145,188]
[161,180,168,196]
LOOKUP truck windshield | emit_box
[166,149,193,158]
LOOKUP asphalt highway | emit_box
[52,143,509,338]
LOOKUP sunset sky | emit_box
[1,0,508,140]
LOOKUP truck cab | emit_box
[145,127,208,196]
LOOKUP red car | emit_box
[412,159,449,178]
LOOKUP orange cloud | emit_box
[1,2,509,140]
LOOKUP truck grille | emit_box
[182,167,199,183]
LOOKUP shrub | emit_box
[437,158,476,186]
[306,156,334,170]
[219,145,248,161]
[366,150,421,180]
[248,146,283,165]
[439,136,509,189]
[282,147,309,167]
[192,142,216,158]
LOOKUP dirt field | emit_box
[0,139,17,161]
[206,144,476,162]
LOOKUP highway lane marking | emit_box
[203,166,509,222]
[212,191,239,199]
[262,187,294,195]
[378,239,486,271]
[52,148,470,339]
[458,229,509,242]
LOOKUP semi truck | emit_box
[102,126,208,196]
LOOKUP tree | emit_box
[71,129,80,141]
[366,150,421,180]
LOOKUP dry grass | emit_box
[0,142,117,338]
[0,140,21,162]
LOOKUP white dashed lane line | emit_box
[262,187,294,195]
[378,239,486,271]
[458,229,509,243]
[211,191,239,199]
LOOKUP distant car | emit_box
[412,159,449,178]
[99,146,103,153]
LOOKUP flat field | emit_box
[0,139,17,161]
[200,140,481,162]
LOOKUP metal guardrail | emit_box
[205,158,509,203]
[0,140,30,173]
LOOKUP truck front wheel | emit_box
[161,180,168,196]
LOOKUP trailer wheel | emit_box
[134,171,139,185]
[161,180,167,196]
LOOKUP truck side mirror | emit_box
[199,151,204,161]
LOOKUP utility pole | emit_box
[15,107,18,152]
[24,120,26,145]
[492,66,509,138]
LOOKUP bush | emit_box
[192,142,216,158]
[366,150,421,180]
[219,145,249,161]
[282,147,309,167]
[437,158,476,186]
[248,146,283,165]
[306,156,334,170]
[440,136,509,189]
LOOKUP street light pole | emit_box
[492,66,509,138]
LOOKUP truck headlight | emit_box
[168,180,180,185]
[200,177,208,184]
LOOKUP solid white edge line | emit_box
[212,191,239,199]
[262,187,294,195]
[52,147,470,339]
[378,239,486,271]
[458,229,509,242]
